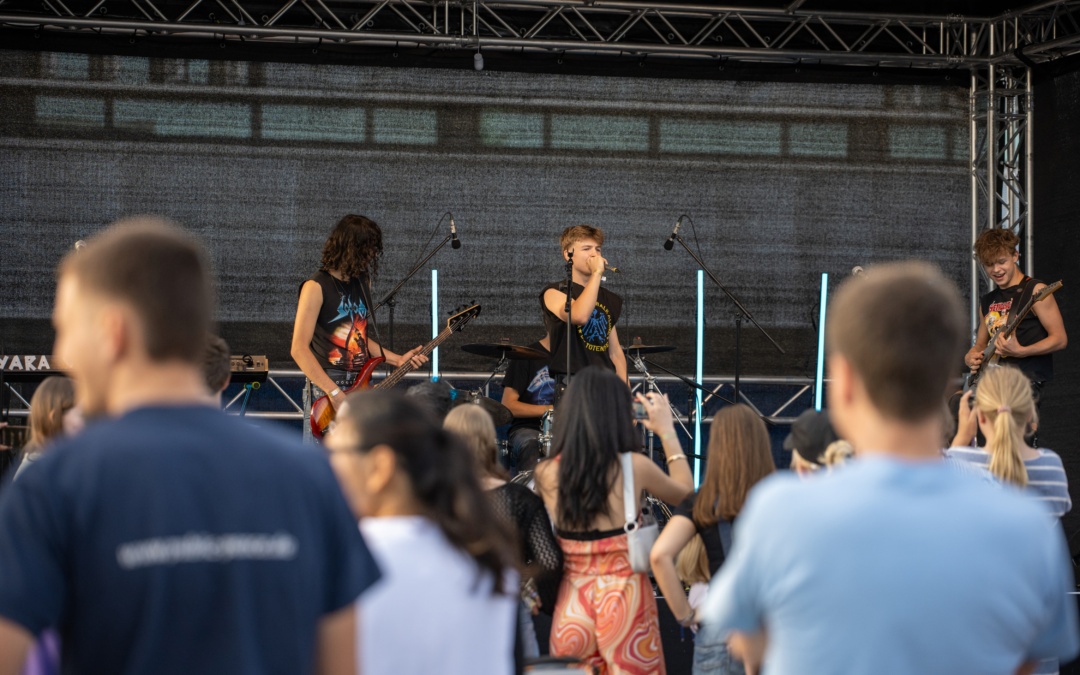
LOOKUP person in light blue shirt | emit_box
[701,262,1079,675]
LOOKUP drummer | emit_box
[500,336,554,475]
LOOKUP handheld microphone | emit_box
[663,217,682,251]
[605,264,621,274]
[450,215,461,249]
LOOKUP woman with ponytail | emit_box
[948,366,1070,518]
[326,390,519,675]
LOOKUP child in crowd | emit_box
[444,404,563,660]
[650,404,775,675]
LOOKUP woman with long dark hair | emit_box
[291,214,426,442]
[650,403,776,675]
[444,404,564,658]
[326,391,519,674]
[533,366,694,674]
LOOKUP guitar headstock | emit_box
[1035,280,1063,301]
[447,304,482,332]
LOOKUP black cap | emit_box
[783,409,838,465]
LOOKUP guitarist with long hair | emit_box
[291,215,426,443]
[965,228,1067,406]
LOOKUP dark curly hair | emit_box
[973,227,1019,266]
[320,214,383,279]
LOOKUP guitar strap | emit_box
[1003,277,1039,339]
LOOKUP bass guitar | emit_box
[309,304,481,438]
[966,280,1062,391]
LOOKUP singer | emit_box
[540,225,627,383]
[290,214,426,443]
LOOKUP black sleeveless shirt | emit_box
[540,281,622,375]
[980,276,1053,382]
[300,270,373,372]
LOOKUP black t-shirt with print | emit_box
[301,270,374,372]
[502,342,554,434]
[540,281,622,376]
[980,276,1052,383]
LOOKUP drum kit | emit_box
[451,338,682,462]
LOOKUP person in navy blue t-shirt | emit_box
[0,219,380,675]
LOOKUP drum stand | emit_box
[474,353,510,398]
[629,352,694,463]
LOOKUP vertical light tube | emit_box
[695,269,704,487]
[815,273,828,411]
[431,269,439,380]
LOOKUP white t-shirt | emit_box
[357,516,518,675]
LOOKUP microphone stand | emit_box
[669,233,785,403]
[374,233,454,352]
[563,250,574,393]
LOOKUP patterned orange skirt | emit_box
[550,532,666,675]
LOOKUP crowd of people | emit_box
[0,216,1076,675]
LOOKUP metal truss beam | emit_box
[968,59,1033,333]
[1,0,1080,68]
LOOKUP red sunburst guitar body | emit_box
[308,303,482,439]
[308,356,385,439]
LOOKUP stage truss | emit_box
[1,1,1080,68]
[1,1,1075,330]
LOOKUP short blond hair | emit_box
[444,404,503,480]
[675,534,710,586]
[559,225,604,252]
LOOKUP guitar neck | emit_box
[377,326,454,389]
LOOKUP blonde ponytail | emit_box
[975,366,1034,488]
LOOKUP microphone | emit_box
[449,215,461,249]
[605,264,621,274]
[663,217,682,251]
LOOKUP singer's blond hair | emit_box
[560,225,604,252]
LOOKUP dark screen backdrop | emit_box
[0,49,971,374]
[1033,60,1080,557]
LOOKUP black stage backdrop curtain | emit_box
[1033,61,1080,559]
[0,49,970,374]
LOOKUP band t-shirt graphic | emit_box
[503,342,554,435]
[540,281,622,375]
[303,270,374,371]
[980,276,1053,382]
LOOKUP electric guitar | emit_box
[309,304,481,438]
[966,280,1062,391]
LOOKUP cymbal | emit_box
[460,343,550,360]
[451,390,513,426]
[624,344,676,355]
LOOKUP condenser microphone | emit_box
[449,215,461,249]
[663,217,682,251]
